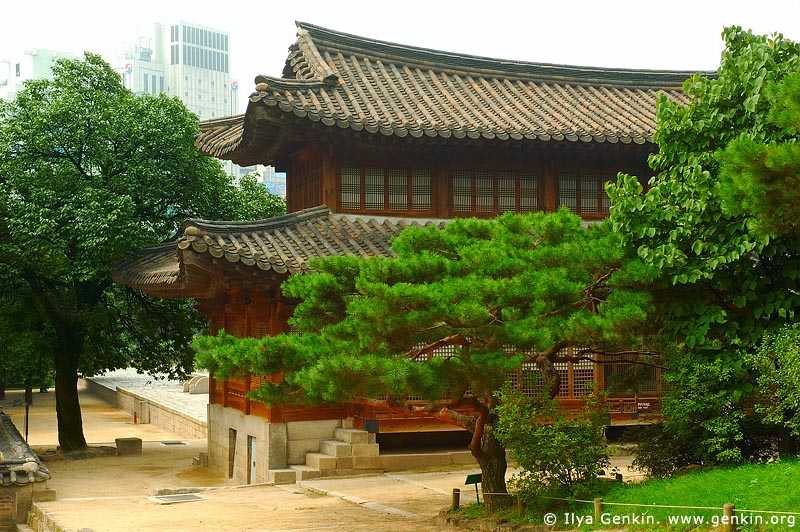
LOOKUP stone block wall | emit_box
[207,404,288,484]
[0,493,12,532]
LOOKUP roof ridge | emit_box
[279,22,340,85]
[296,21,710,89]
[252,75,331,92]
[183,205,332,234]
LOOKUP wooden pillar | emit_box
[321,144,337,210]
[542,161,557,212]
[595,356,605,395]
[435,164,451,219]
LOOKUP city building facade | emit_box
[0,49,76,100]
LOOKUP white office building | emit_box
[0,49,76,100]
[115,21,240,175]
[116,21,238,120]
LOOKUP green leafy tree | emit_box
[195,210,654,511]
[608,27,800,466]
[748,324,800,454]
[494,386,609,511]
[225,173,286,220]
[0,53,283,451]
[0,266,55,396]
[718,72,800,234]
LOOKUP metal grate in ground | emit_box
[149,493,202,504]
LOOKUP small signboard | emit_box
[464,473,482,504]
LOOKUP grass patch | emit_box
[592,460,800,530]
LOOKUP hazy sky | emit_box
[3,0,799,110]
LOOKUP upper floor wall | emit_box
[285,141,651,219]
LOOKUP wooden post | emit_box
[517,493,525,516]
[722,503,736,532]
[451,488,460,512]
[594,498,603,521]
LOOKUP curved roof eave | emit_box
[196,22,709,163]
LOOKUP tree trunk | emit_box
[471,416,512,513]
[53,324,87,452]
[780,426,798,458]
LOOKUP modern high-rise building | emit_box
[116,21,238,120]
[115,21,240,175]
[236,164,287,197]
[0,49,76,100]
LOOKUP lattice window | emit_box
[497,172,515,212]
[224,317,244,338]
[340,167,433,213]
[250,374,268,391]
[519,174,538,212]
[364,168,384,210]
[519,362,543,396]
[601,179,612,213]
[248,320,269,339]
[412,170,431,210]
[475,171,494,213]
[558,174,578,213]
[451,170,540,216]
[431,344,457,358]
[341,168,361,210]
[555,361,570,397]
[581,175,601,214]
[603,355,659,393]
[558,173,612,216]
[389,169,408,210]
[572,359,595,396]
[453,171,472,212]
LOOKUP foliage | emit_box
[0,266,54,391]
[196,209,656,511]
[608,27,800,467]
[748,324,800,440]
[494,386,610,505]
[718,71,800,235]
[0,53,277,450]
[223,172,286,220]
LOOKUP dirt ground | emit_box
[0,386,460,532]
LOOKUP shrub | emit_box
[494,386,609,508]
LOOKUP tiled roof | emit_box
[0,409,49,486]
[196,22,708,165]
[112,242,187,298]
[114,206,446,298]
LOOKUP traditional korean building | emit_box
[115,22,704,484]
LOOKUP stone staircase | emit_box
[268,428,382,484]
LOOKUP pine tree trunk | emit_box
[53,324,87,452]
[471,417,512,513]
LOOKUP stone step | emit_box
[320,439,352,457]
[305,452,337,470]
[353,455,384,469]
[323,467,385,477]
[290,464,321,481]
[351,443,380,457]
[334,428,369,444]
[266,468,297,485]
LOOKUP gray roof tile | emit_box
[196,22,710,165]
[114,206,446,298]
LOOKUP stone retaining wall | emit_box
[83,379,207,439]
